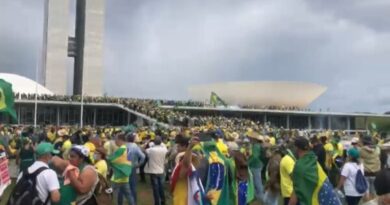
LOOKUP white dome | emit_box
[0,73,53,95]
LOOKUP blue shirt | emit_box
[126,142,145,168]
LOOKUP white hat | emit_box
[351,137,359,144]
[71,145,89,158]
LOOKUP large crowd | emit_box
[2,93,390,205]
[0,122,389,205]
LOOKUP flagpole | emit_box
[80,92,84,128]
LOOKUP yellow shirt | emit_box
[84,142,96,164]
[62,139,72,160]
[95,160,108,179]
[62,139,72,151]
[216,139,228,156]
[324,142,344,168]
[280,155,295,197]
[270,137,276,146]
[47,131,56,142]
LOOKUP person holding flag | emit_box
[289,137,341,205]
[108,132,134,205]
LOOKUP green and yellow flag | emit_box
[210,92,227,107]
[292,151,341,205]
[0,79,17,121]
[107,145,132,182]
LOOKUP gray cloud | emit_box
[1,0,390,113]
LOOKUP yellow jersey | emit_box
[280,155,295,197]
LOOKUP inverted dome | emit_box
[0,73,53,95]
[188,81,327,108]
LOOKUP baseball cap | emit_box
[36,142,59,156]
[347,148,360,159]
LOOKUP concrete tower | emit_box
[44,0,70,95]
[44,0,104,96]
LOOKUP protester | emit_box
[10,142,60,205]
[280,145,297,205]
[310,136,326,172]
[170,135,205,205]
[16,137,35,174]
[324,134,344,186]
[51,156,78,205]
[61,131,72,160]
[68,145,99,205]
[230,149,255,205]
[126,132,145,203]
[359,136,381,200]
[94,147,108,178]
[247,132,265,204]
[374,167,390,205]
[289,137,341,205]
[108,132,134,205]
[336,148,365,205]
[145,136,168,205]
[264,149,282,205]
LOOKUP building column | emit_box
[328,116,332,130]
[347,117,351,131]
[263,113,267,124]
[365,117,369,130]
[93,108,97,127]
[17,105,21,124]
[286,115,290,129]
[308,116,312,130]
[56,107,60,126]
[127,112,130,125]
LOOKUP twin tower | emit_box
[43,0,104,96]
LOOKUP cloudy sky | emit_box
[0,0,390,113]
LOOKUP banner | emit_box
[0,153,10,197]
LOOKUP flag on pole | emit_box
[210,92,227,107]
[0,79,17,121]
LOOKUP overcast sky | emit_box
[0,0,390,113]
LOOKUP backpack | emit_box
[7,167,49,205]
[355,165,368,194]
[93,173,113,205]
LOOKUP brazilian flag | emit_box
[292,151,341,205]
[0,79,17,121]
[107,145,132,182]
[210,92,227,107]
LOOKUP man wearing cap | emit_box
[17,142,60,204]
[247,132,265,203]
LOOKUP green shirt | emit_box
[248,143,263,168]
[53,177,77,205]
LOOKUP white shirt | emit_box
[144,144,168,174]
[341,162,365,196]
[17,161,60,204]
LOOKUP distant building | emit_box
[43,0,104,96]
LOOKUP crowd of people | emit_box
[0,122,389,205]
